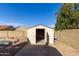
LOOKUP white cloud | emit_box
[0,22,20,26]
[0,21,24,27]
[0,21,30,28]
[49,24,55,28]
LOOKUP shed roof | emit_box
[27,24,54,29]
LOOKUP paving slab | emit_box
[15,45,62,56]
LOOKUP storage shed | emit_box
[27,25,54,45]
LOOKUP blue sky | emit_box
[0,3,62,28]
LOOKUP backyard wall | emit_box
[55,29,79,50]
[0,30,27,43]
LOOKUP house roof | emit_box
[27,24,54,29]
[0,25,15,31]
[16,26,27,31]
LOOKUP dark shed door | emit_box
[36,29,45,42]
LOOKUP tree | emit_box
[55,3,79,30]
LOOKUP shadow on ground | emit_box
[0,42,27,56]
[15,45,62,56]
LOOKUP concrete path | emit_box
[55,40,79,56]
[15,45,62,56]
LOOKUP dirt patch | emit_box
[55,40,79,56]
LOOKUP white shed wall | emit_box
[46,28,54,45]
[27,28,36,44]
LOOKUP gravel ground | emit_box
[0,42,27,56]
